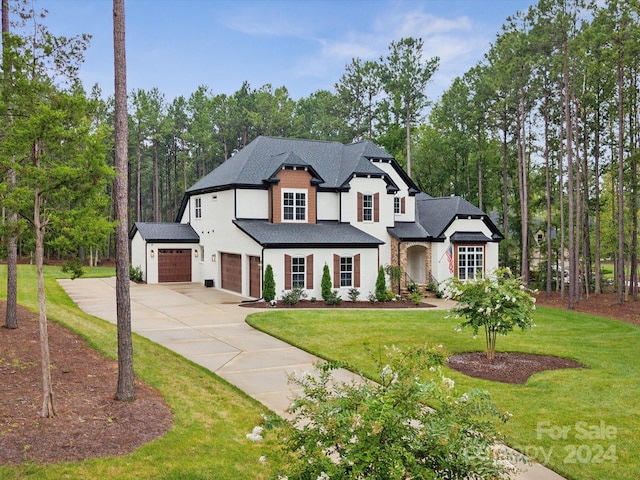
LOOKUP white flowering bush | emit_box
[445,268,536,361]
[278,346,514,479]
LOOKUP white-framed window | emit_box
[394,197,400,214]
[457,245,484,280]
[283,189,307,222]
[340,256,353,287]
[195,197,202,218]
[292,256,305,288]
[362,194,373,222]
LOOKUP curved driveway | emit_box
[58,278,564,480]
[58,277,363,417]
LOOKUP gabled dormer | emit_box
[264,152,324,224]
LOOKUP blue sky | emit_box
[38,0,535,103]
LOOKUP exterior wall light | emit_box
[150,249,155,258]
[211,254,216,262]
[194,249,198,257]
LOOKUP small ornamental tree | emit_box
[321,263,332,301]
[445,268,536,361]
[262,264,276,302]
[277,345,516,479]
[375,265,387,302]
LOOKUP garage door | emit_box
[158,249,192,282]
[221,253,242,293]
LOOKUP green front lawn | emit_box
[0,265,284,479]
[247,307,640,480]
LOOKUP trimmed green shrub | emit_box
[321,264,332,301]
[262,264,276,302]
[375,266,387,302]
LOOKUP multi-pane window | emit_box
[195,197,202,218]
[283,190,306,222]
[362,194,373,221]
[457,246,484,280]
[292,257,305,288]
[340,256,353,287]
[394,197,400,214]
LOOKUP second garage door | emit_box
[158,249,192,282]
[221,252,242,293]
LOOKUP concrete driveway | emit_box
[58,277,360,417]
[58,278,564,480]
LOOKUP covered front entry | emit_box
[407,245,428,284]
[221,252,242,293]
[158,248,192,282]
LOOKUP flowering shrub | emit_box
[276,345,515,479]
[445,268,536,361]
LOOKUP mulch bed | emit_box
[0,301,173,464]
[241,299,436,309]
[447,352,586,384]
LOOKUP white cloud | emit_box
[222,9,314,38]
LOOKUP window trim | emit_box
[194,197,202,219]
[362,193,373,222]
[340,256,353,287]
[291,256,306,289]
[282,188,307,223]
[456,244,485,280]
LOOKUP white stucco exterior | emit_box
[130,136,503,298]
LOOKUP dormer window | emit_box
[283,188,307,222]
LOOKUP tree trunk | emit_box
[153,142,160,222]
[617,61,625,305]
[629,70,638,300]
[565,40,576,309]
[559,123,566,298]
[3,0,18,329]
[33,144,55,416]
[544,96,552,297]
[501,122,510,269]
[405,108,411,178]
[517,88,529,284]
[477,125,483,211]
[594,96,602,295]
[113,0,135,402]
[136,138,142,222]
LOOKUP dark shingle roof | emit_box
[387,221,430,240]
[415,193,488,239]
[186,136,398,193]
[450,231,493,243]
[388,193,503,242]
[233,220,383,248]
[129,222,200,243]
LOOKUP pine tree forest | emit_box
[2,0,639,307]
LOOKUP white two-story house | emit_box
[130,136,503,299]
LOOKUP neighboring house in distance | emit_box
[129,136,503,299]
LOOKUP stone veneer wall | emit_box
[389,237,432,291]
